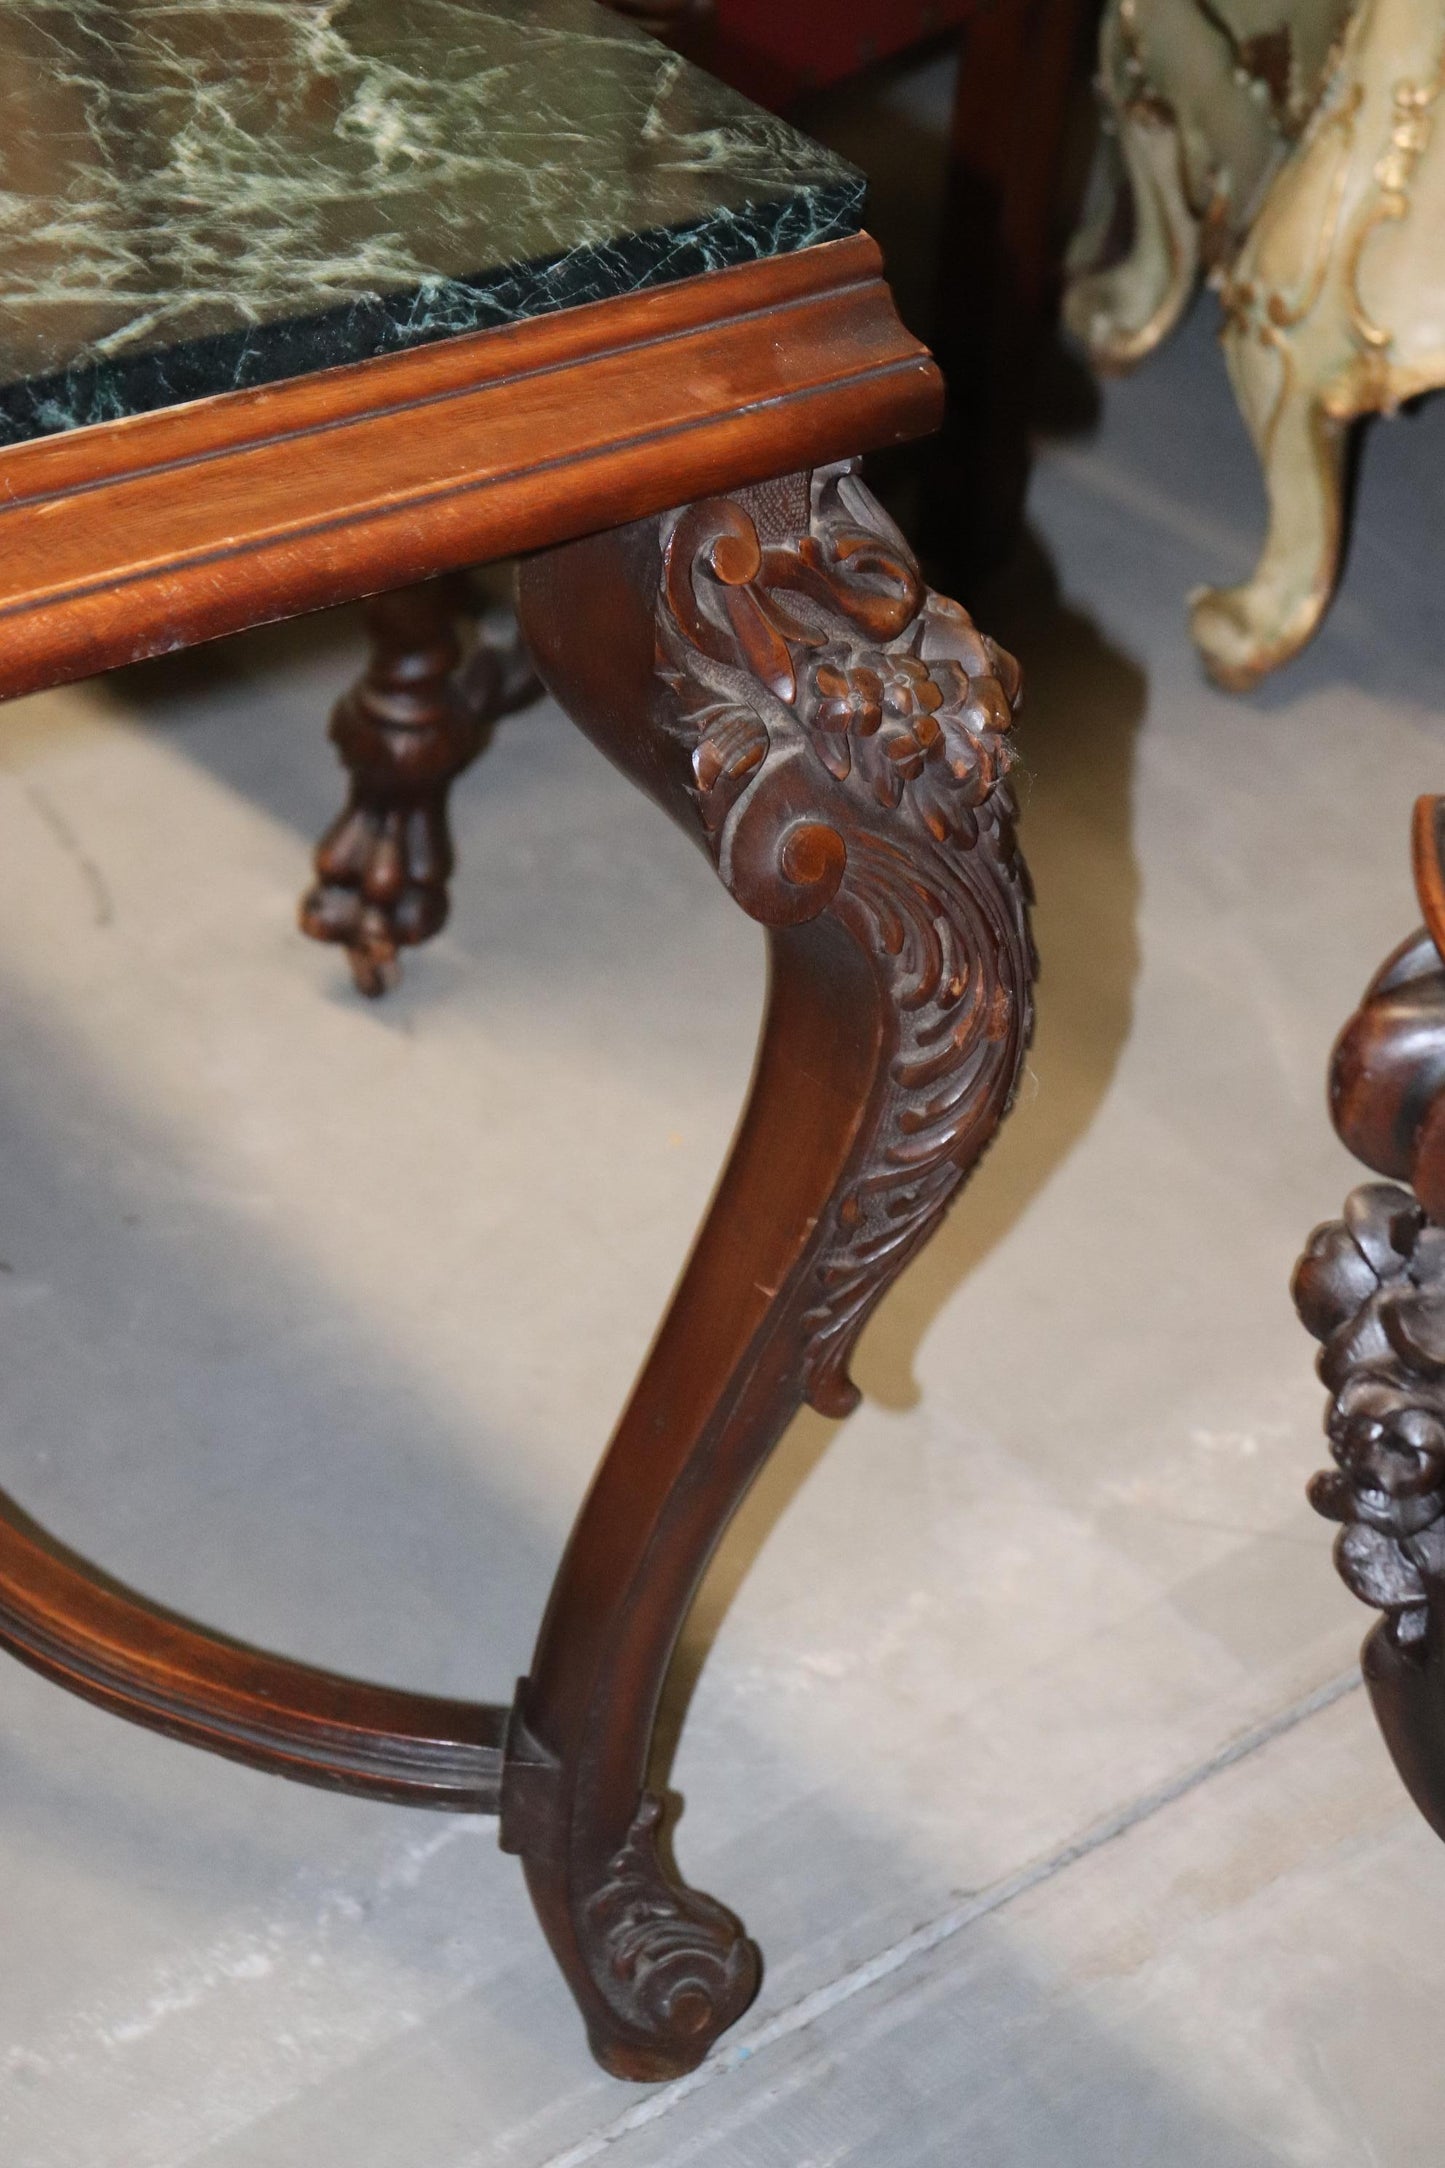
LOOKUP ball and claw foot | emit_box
[301,578,540,995]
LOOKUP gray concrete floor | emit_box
[5,60,1445,2168]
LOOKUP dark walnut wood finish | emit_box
[0,1494,506,1810]
[0,240,932,700]
[0,239,1035,2077]
[301,578,540,995]
[0,232,929,1001]
[1295,798,1445,1839]
[506,461,1033,2076]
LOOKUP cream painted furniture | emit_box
[1068,0,1445,688]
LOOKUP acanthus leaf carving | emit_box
[657,462,1036,1416]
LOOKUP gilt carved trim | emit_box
[1344,29,1445,356]
[1071,0,1445,685]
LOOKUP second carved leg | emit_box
[503,464,1035,2078]
[301,577,538,995]
[1295,799,1445,1839]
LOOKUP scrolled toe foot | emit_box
[1189,576,1325,692]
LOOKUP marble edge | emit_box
[0,178,867,451]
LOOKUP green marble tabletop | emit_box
[0,0,864,446]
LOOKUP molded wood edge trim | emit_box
[0,236,943,699]
[0,246,944,702]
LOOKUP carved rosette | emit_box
[658,462,1036,1414]
[1295,1182,1445,1648]
[582,1793,759,2058]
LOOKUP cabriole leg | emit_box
[503,465,1035,2079]
[1189,367,1345,691]
[1063,17,1201,378]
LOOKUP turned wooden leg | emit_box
[1294,799,1445,1838]
[301,577,538,995]
[503,464,1035,2078]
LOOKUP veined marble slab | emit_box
[0,0,863,445]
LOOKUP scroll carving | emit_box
[657,463,1035,1415]
[507,467,1036,2079]
[583,1793,759,2052]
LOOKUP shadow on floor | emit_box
[855,524,1146,1412]
[0,912,1286,2168]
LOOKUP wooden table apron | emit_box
[0,230,1039,2080]
[0,238,932,699]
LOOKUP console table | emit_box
[0,0,1035,2079]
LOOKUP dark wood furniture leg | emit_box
[502,461,1034,2077]
[300,576,538,995]
[923,0,1097,583]
[621,0,1097,586]
[0,461,1032,2081]
[1295,797,1445,1837]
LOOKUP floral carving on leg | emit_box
[508,466,1036,2082]
[659,462,1036,1414]
[582,1794,757,2059]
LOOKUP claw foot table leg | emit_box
[501,463,1035,2077]
[301,577,539,995]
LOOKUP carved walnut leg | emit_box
[501,465,1035,2078]
[1295,798,1445,1838]
[301,577,538,995]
